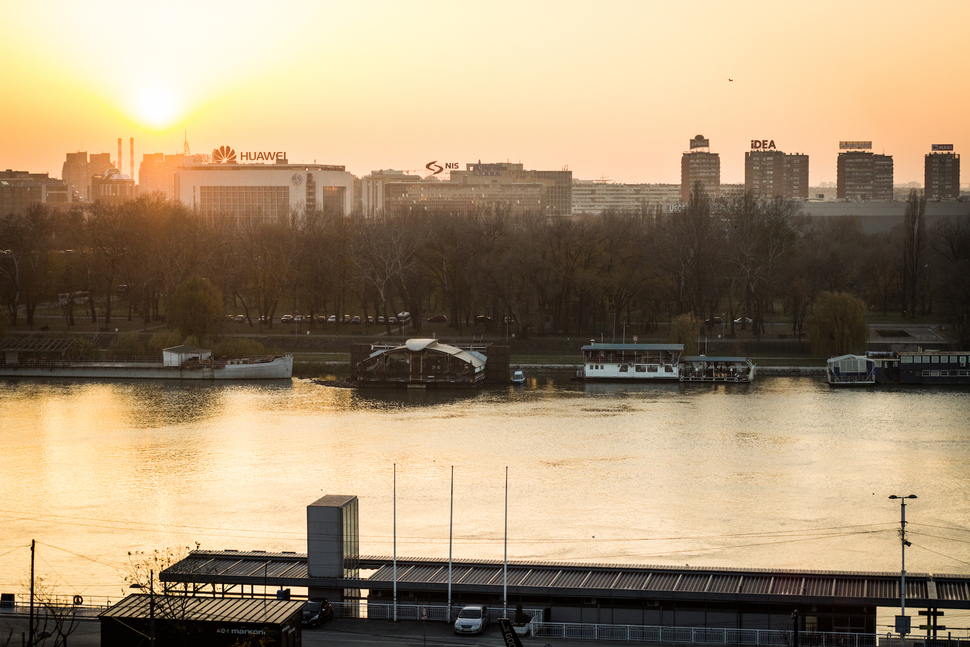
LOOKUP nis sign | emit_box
[212,146,287,164]
[750,140,776,150]
[426,161,459,175]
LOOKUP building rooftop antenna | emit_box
[183,131,191,156]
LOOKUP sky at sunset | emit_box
[3,0,969,186]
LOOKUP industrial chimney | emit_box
[117,138,122,173]
[130,138,134,181]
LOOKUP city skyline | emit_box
[3,1,969,186]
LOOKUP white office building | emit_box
[176,157,354,223]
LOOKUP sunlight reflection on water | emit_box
[1,376,968,607]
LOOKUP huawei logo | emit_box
[212,146,236,163]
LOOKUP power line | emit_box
[909,541,970,567]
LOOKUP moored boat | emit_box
[679,356,756,383]
[826,354,875,386]
[511,370,526,384]
[579,343,683,381]
[0,339,292,380]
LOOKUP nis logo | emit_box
[212,146,287,163]
[750,140,777,150]
[426,161,459,175]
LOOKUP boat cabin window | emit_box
[901,356,912,364]
[962,356,967,367]
[635,365,646,372]
[647,366,658,373]
[619,365,629,372]
[922,370,931,377]
[950,356,958,363]
[931,356,939,363]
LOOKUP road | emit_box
[0,615,622,647]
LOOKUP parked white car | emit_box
[454,604,488,635]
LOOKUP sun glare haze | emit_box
[2,0,969,184]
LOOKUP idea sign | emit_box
[750,140,776,150]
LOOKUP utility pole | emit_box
[890,494,917,647]
[29,539,35,647]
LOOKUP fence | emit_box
[529,623,920,646]
[330,600,543,624]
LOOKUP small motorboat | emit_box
[511,370,526,385]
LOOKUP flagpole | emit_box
[503,465,508,619]
[393,462,397,622]
[448,465,454,624]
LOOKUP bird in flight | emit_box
[728,78,733,82]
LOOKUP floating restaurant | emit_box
[352,338,492,388]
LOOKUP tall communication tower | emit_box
[183,131,191,156]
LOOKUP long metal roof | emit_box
[161,550,970,609]
[100,593,305,625]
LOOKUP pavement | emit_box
[0,615,628,647]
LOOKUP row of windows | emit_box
[920,370,970,377]
[901,355,968,365]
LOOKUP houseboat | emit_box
[896,350,970,385]
[826,354,875,386]
[679,355,756,383]
[579,343,683,381]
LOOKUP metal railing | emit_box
[330,600,542,624]
[529,623,897,645]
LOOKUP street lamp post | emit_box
[129,569,155,647]
[889,495,917,647]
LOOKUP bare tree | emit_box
[901,189,927,318]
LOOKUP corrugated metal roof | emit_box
[161,551,970,608]
[100,594,304,625]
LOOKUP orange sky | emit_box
[3,0,969,186]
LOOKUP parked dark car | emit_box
[474,315,492,325]
[427,314,447,323]
[302,599,334,628]
[280,314,294,324]
[704,316,723,326]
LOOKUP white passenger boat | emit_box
[826,354,875,386]
[579,343,683,380]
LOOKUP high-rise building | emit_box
[138,153,184,201]
[681,135,720,202]
[449,162,572,216]
[0,170,70,215]
[176,160,354,224]
[924,151,960,201]
[571,181,681,215]
[381,161,572,217]
[744,150,809,199]
[361,170,421,217]
[837,151,893,201]
[61,151,114,202]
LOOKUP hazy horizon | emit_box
[3,1,968,186]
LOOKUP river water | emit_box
[2,376,969,623]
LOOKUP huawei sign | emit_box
[212,146,236,163]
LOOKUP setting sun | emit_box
[135,84,179,129]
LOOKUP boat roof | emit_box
[370,338,485,369]
[827,354,870,363]
[680,356,750,363]
[163,345,209,354]
[582,343,684,351]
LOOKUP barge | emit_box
[0,340,292,380]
